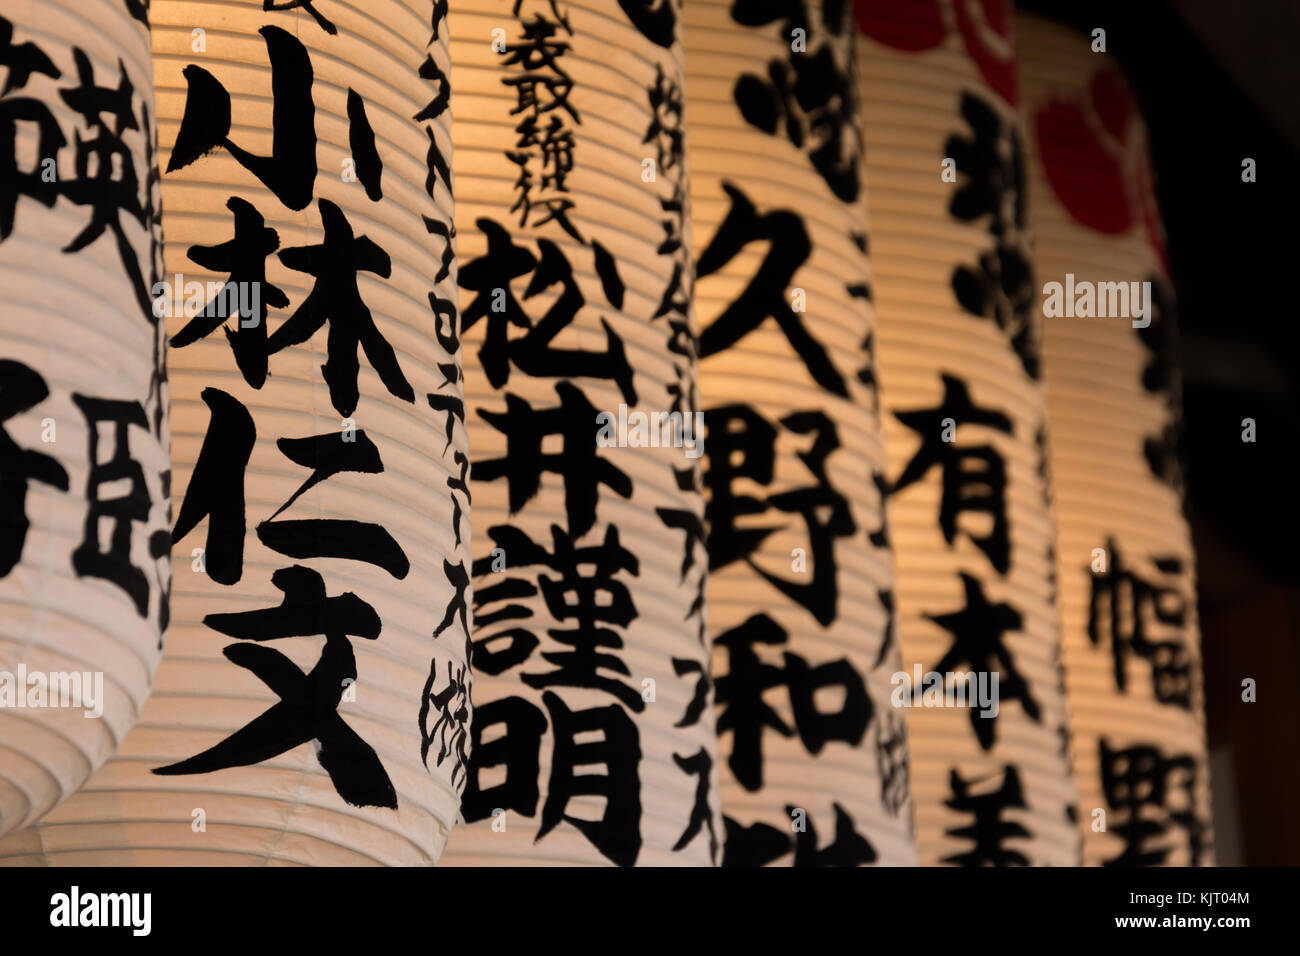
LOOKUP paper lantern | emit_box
[437,0,719,867]
[1018,13,1213,866]
[854,0,1080,865]
[0,0,168,837]
[0,0,470,865]
[683,0,916,866]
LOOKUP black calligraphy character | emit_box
[459,219,636,402]
[731,0,860,201]
[419,657,471,790]
[1099,739,1205,866]
[448,449,469,549]
[715,613,869,791]
[644,63,684,174]
[537,115,575,195]
[942,765,1030,866]
[891,374,1013,573]
[0,360,69,577]
[70,395,152,616]
[461,695,547,822]
[476,382,632,537]
[501,15,579,121]
[672,748,719,863]
[155,634,397,809]
[269,198,413,416]
[415,55,450,123]
[58,50,158,319]
[170,198,287,389]
[672,656,710,728]
[947,92,1038,378]
[425,218,455,285]
[171,388,255,586]
[927,573,1037,749]
[540,691,643,867]
[1088,538,1192,709]
[0,17,64,238]
[425,391,465,456]
[169,26,316,211]
[519,525,643,711]
[434,558,471,642]
[792,803,878,867]
[703,404,853,624]
[698,183,846,395]
[470,526,542,676]
[255,427,409,579]
[656,495,704,583]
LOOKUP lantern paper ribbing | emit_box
[0,0,168,837]
[1018,13,1213,867]
[438,0,720,867]
[685,0,917,867]
[854,0,1080,866]
[0,0,470,866]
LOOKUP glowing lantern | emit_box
[0,0,168,839]
[437,0,720,867]
[1019,12,1213,866]
[854,0,1081,866]
[1,0,469,865]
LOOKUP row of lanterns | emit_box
[0,0,1211,865]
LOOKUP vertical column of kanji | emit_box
[853,0,1080,865]
[683,0,915,866]
[0,0,470,865]
[1018,14,1212,867]
[439,0,719,867]
[0,1,169,837]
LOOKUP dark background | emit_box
[1021,0,1300,865]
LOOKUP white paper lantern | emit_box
[854,0,1080,865]
[683,0,916,866]
[0,0,470,866]
[437,0,720,867]
[0,0,168,838]
[1018,13,1213,866]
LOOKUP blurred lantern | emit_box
[1018,13,1213,866]
[0,0,470,865]
[854,0,1081,865]
[683,0,917,866]
[437,0,720,867]
[0,0,168,838]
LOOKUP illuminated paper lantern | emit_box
[1018,13,1213,866]
[0,0,470,865]
[0,0,168,837]
[684,0,917,866]
[854,0,1080,865]
[438,0,720,867]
